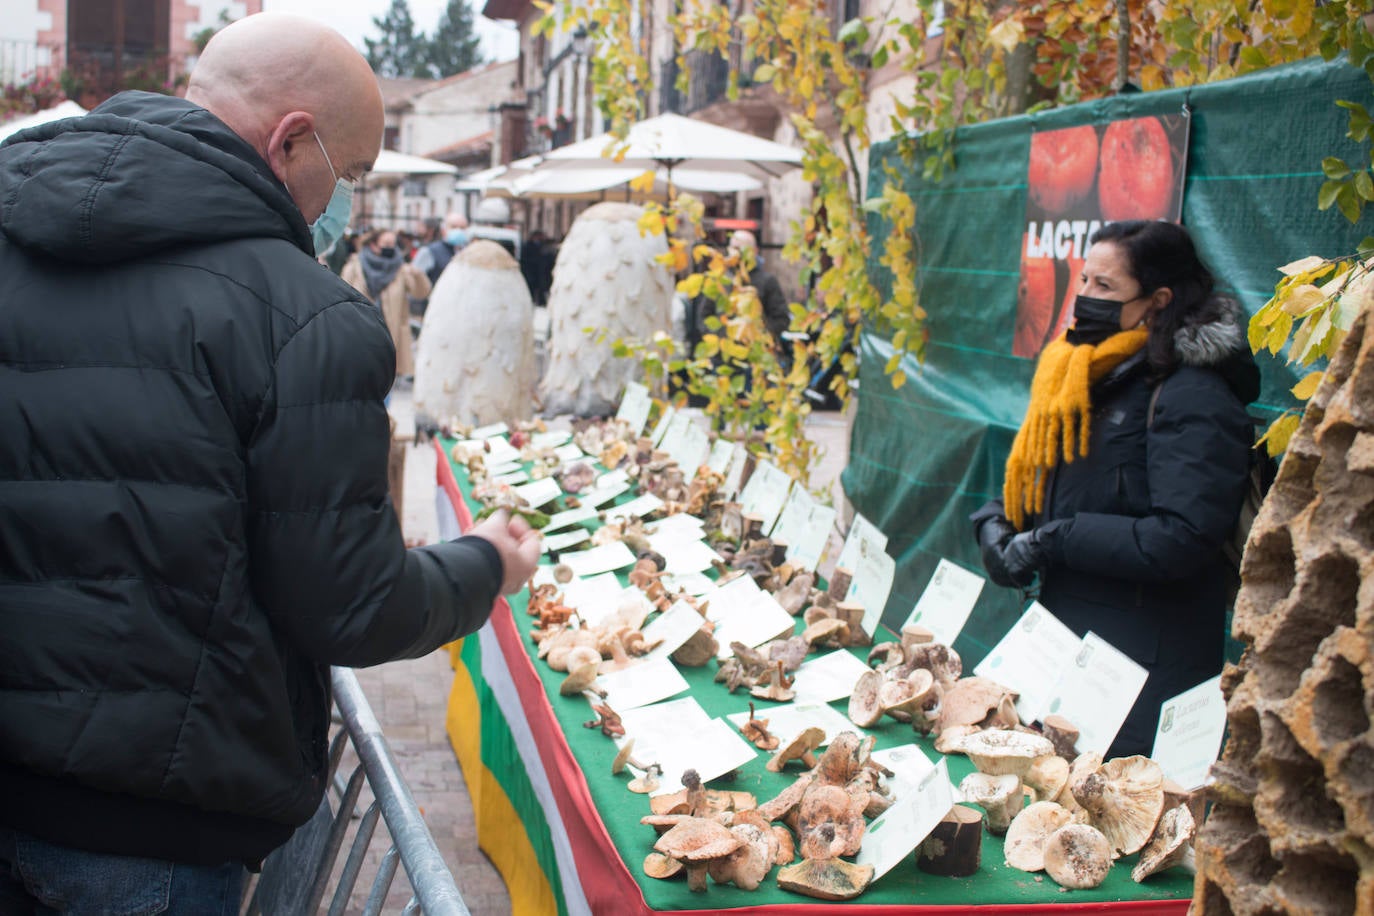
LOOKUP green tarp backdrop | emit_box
[850,57,1374,669]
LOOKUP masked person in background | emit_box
[971,220,1258,758]
[343,228,432,387]
[0,13,539,912]
[413,211,470,287]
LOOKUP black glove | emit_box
[970,501,1019,588]
[1000,520,1070,588]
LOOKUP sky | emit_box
[261,0,520,64]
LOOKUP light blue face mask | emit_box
[444,228,469,248]
[310,132,353,255]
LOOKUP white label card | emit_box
[482,435,520,465]
[655,539,723,576]
[1151,675,1228,791]
[856,758,954,880]
[470,422,509,439]
[672,421,711,483]
[1043,631,1150,756]
[650,513,704,541]
[618,697,713,738]
[485,460,524,478]
[493,469,531,486]
[846,538,895,638]
[649,407,676,447]
[531,430,572,450]
[643,600,712,661]
[973,602,1083,725]
[903,559,986,646]
[656,412,691,457]
[559,573,626,627]
[706,439,735,475]
[626,717,761,797]
[791,650,873,703]
[711,591,795,659]
[616,382,653,437]
[725,701,855,748]
[582,479,631,508]
[553,443,585,463]
[541,505,599,533]
[870,744,939,799]
[772,487,837,574]
[603,493,665,522]
[512,477,563,509]
[835,513,888,578]
[660,571,716,597]
[594,657,690,711]
[561,541,638,578]
[738,460,792,535]
[701,573,760,625]
[722,444,751,499]
[542,528,590,554]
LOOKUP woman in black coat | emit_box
[973,220,1258,758]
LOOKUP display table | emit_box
[435,438,1193,916]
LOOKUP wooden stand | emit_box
[917,805,983,877]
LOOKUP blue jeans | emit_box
[0,828,244,916]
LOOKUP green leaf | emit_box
[837,17,870,46]
[1358,236,1374,257]
[753,63,776,82]
[1337,184,1364,224]
[1356,170,1374,202]
[1323,157,1353,180]
[1318,179,1344,210]
[1239,46,1269,71]
[871,44,890,69]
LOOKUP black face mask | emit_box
[378,246,397,259]
[1067,294,1131,345]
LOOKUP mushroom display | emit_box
[847,669,886,728]
[776,823,875,900]
[653,818,745,892]
[707,821,779,890]
[1042,823,1113,889]
[1070,755,1166,856]
[767,727,825,772]
[1004,801,1076,872]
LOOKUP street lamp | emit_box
[542,25,589,78]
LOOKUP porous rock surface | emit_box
[1193,305,1374,915]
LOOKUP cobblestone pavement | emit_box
[327,392,852,915]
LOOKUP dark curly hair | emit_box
[1089,220,1217,374]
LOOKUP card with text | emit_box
[1043,631,1149,756]
[738,460,792,534]
[1152,675,1227,790]
[973,602,1083,724]
[615,382,652,436]
[904,559,986,646]
[856,758,954,880]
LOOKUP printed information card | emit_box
[846,539,896,638]
[1042,631,1150,756]
[615,382,653,436]
[791,650,874,704]
[973,602,1083,725]
[649,407,676,447]
[903,559,986,646]
[856,758,954,880]
[771,487,837,574]
[835,513,888,578]
[706,439,735,476]
[1151,674,1228,790]
[725,701,855,748]
[738,460,792,535]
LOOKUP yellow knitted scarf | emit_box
[1003,328,1149,530]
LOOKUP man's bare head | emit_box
[443,212,469,232]
[187,12,384,223]
[728,230,758,256]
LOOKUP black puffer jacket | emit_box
[0,92,503,866]
[1032,300,1259,756]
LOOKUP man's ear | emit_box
[264,111,317,183]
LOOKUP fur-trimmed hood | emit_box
[1175,297,1261,405]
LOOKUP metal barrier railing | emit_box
[243,667,470,916]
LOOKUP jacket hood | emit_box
[1175,297,1261,405]
[0,91,312,263]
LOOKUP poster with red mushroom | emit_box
[1013,114,1190,358]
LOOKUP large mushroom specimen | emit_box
[962,730,1054,780]
[1070,755,1166,857]
[959,772,1024,835]
[413,239,538,427]
[1132,805,1197,882]
[776,823,875,901]
[539,202,674,417]
[653,818,744,892]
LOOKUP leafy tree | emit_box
[422,0,485,78]
[365,0,428,78]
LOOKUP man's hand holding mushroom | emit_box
[469,508,543,594]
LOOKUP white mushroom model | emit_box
[414,240,537,427]
[539,202,673,417]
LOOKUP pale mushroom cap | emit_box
[1043,823,1113,889]
[1004,801,1075,872]
[655,818,745,862]
[612,738,636,774]
[936,676,1014,732]
[959,772,1021,807]
[565,645,603,672]
[1132,804,1195,882]
[1025,754,1071,802]
[848,669,886,728]
[963,730,1056,779]
[1071,755,1165,856]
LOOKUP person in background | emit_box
[342,228,431,386]
[413,211,469,286]
[520,229,553,305]
[0,11,539,912]
[971,220,1257,758]
[322,227,356,275]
